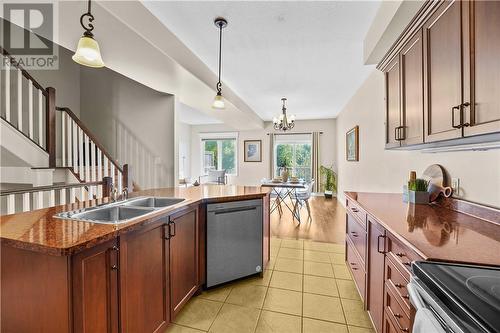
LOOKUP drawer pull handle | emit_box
[395,283,404,288]
[403,262,411,267]
[402,295,410,299]
[351,232,358,237]
[351,207,359,213]
[394,313,402,318]
[402,329,409,332]
[396,252,405,257]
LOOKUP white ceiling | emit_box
[178,103,223,125]
[143,1,380,121]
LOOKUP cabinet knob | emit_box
[112,246,119,251]
[111,265,118,270]
[395,283,404,288]
[394,313,402,318]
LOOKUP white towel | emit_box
[413,308,446,333]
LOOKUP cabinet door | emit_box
[464,0,500,136]
[423,0,463,142]
[120,221,170,333]
[401,30,424,146]
[170,206,199,318]
[72,238,119,333]
[385,55,402,148]
[367,220,386,333]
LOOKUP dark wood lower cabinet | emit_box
[367,219,386,333]
[346,201,422,333]
[169,205,200,319]
[72,238,119,333]
[120,219,170,333]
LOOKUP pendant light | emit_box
[212,17,228,109]
[273,98,296,131]
[72,0,105,68]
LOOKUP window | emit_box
[274,134,312,181]
[200,133,237,175]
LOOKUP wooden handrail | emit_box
[0,180,105,196]
[55,106,123,173]
[0,47,49,95]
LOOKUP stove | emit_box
[411,261,500,333]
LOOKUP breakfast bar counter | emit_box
[0,185,271,256]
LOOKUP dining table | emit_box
[261,179,307,222]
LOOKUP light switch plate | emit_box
[451,178,460,196]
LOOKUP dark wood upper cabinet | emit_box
[423,0,464,142]
[120,220,170,333]
[384,56,402,148]
[72,238,119,333]
[464,0,500,136]
[400,30,424,146]
[169,206,200,319]
[367,219,386,333]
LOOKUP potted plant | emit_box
[407,178,429,204]
[320,165,337,199]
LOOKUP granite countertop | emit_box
[0,185,270,256]
[345,192,500,267]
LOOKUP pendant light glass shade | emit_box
[73,0,104,68]
[72,35,105,68]
[212,93,225,109]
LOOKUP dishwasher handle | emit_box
[213,206,257,215]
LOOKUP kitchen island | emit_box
[1,185,271,333]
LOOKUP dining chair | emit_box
[294,179,315,220]
[261,178,283,216]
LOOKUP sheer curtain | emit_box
[312,132,321,192]
[269,133,275,179]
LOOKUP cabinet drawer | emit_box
[385,257,411,315]
[346,199,367,228]
[346,238,366,301]
[384,282,411,333]
[346,213,366,263]
[387,235,421,279]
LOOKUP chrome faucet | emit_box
[110,186,119,202]
[121,187,129,200]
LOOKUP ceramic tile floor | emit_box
[166,237,375,333]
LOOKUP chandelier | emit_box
[273,98,295,131]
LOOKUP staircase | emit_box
[1,48,131,214]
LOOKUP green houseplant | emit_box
[407,178,429,204]
[320,165,337,199]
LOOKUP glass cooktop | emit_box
[413,261,500,333]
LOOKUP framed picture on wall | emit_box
[346,126,359,161]
[244,140,262,162]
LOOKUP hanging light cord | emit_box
[216,22,223,95]
[80,0,95,37]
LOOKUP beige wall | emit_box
[80,68,176,188]
[189,119,337,186]
[336,70,500,208]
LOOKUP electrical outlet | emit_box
[451,178,460,196]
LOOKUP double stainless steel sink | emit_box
[55,197,185,224]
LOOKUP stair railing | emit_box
[0,177,113,215]
[55,107,128,196]
[1,47,56,164]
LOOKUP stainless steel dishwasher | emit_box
[206,199,263,288]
